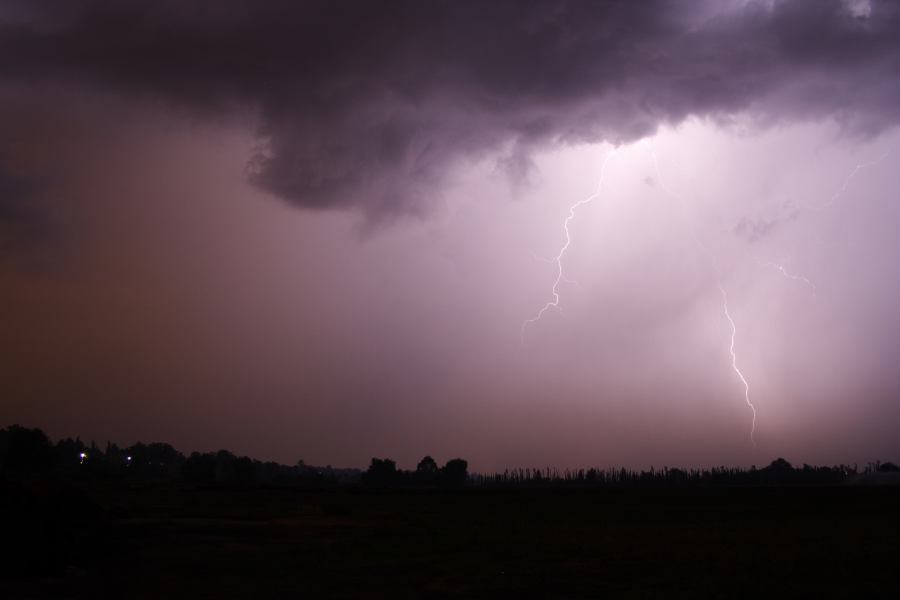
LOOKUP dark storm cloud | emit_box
[2,0,900,218]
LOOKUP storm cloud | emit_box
[2,0,900,219]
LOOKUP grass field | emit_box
[5,484,900,598]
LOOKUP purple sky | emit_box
[2,0,900,471]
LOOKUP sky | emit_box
[2,0,900,471]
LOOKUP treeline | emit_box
[3,424,899,489]
[472,458,900,487]
[0,424,356,487]
[361,456,469,488]
[0,424,473,488]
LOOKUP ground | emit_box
[4,484,900,598]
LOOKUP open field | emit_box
[4,483,900,598]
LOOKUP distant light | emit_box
[79,452,87,464]
[126,456,132,461]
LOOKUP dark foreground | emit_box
[3,483,900,598]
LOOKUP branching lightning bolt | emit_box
[813,150,890,211]
[719,284,757,447]
[760,261,817,295]
[531,252,583,289]
[518,141,885,447]
[520,149,617,345]
[765,149,891,293]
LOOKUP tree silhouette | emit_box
[416,455,438,483]
[439,458,468,488]
[0,424,54,477]
[183,452,217,483]
[363,457,398,487]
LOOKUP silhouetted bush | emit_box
[416,455,438,484]
[439,458,468,488]
[0,425,55,478]
[363,457,399,487]
[183,451,217,483]
[233,455,257,485]
[126,441,184,477]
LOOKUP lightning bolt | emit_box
[763,149,891,294]
[531,252,583,289]
[813,150,890,211]
[520,148,617,345]
[519,140,877,447]
[652,146,759,446]
[719,284,757,447]
[760,261,817,295]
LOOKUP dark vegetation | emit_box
[2,424,900,598]
[7,424,896,490]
